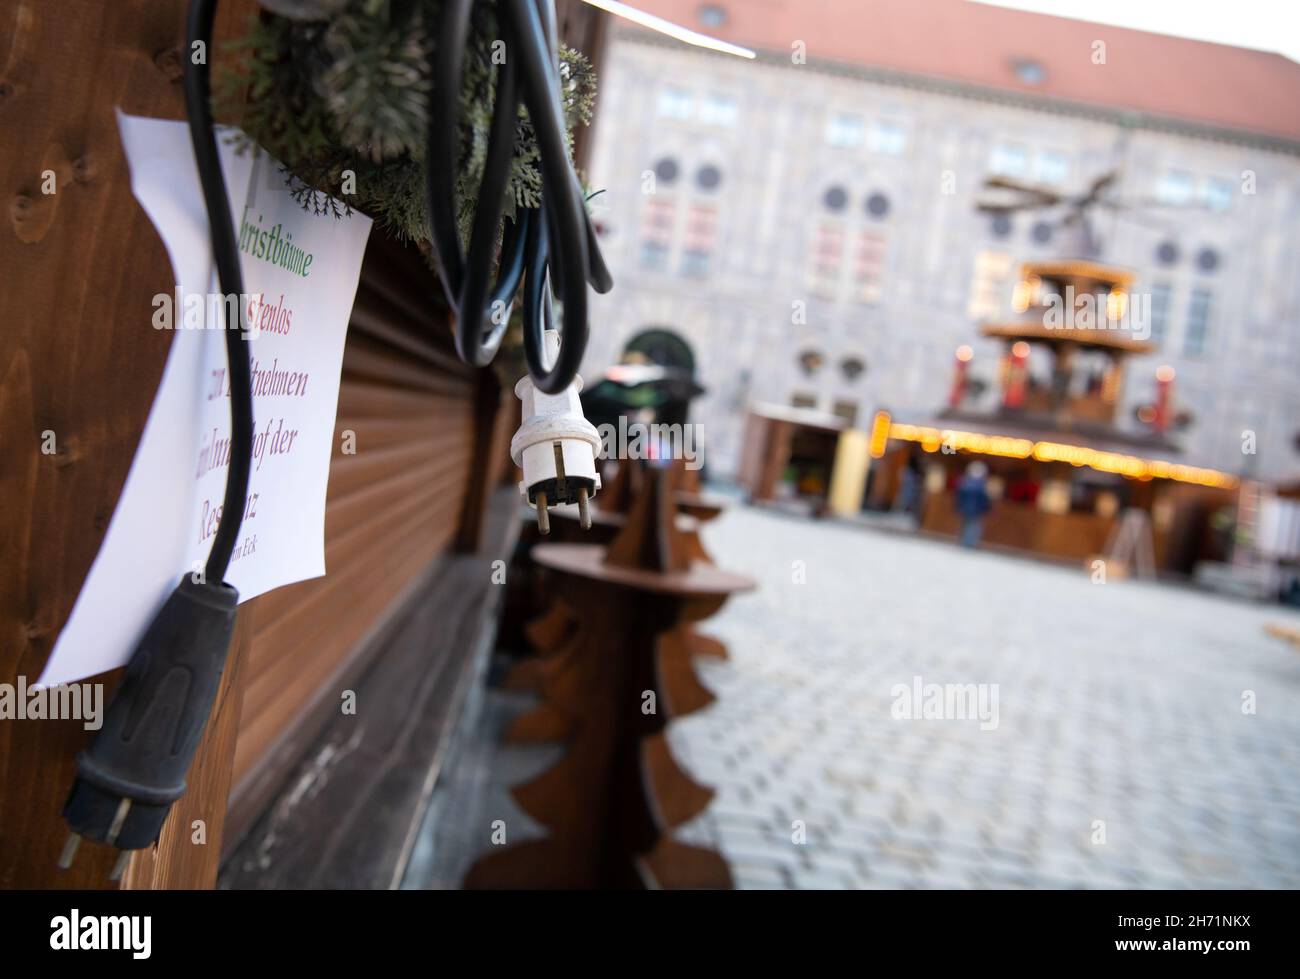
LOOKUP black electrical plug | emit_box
[56,0,252,881]
[59,577,238,878]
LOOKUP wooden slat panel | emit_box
[349,299,470,376]
[0,0,509,886]
[336,376,473,418]
[0,0,263,890]
[226,220,493,852]
[244,449,470,630]
[220,490,520,888]
[229,505,468,816]
[326,439,449,501]
[243,463,470,695]
[323,457,462,538]
[343,334,471,393]
[232,509,453,783]
[331,416,445,454]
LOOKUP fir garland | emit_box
[217,0,597,247]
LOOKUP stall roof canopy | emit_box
[629,0,1300,143]
[750,401,849,431]
[979,322,1154,354]
[882,413,1238,488]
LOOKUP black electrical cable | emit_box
[61,0,610,870]
[427,0,530,370]
[186,0,255,581]
[57,0,251,872]
[427,0,612,395]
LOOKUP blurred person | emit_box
[956,461,992,548]
[895,450,924,524]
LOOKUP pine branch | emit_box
[216,0,600,251]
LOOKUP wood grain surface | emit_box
[0,0,259,890]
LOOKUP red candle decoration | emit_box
[949,345,973,407]
[1154,364,1175,433]
[1004,340,1030,409]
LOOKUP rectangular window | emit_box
[1034,150,1070,185]
[640,240,670,271]
[1200,177,1234,212]
[680,203,717,278]
[1156,170,1195,205]
[656,86,693,120]
[989,143,1029,177]
[825,113,864,148]
[868,120,907,155]
[1148,282,1171,346]
[683,203,717,249]
[855,230,888,303]
[1184,288,1212,356]
[681,249,711,278]
[807,222,845,298]
[699,93,738,127]
[639,198,675,271]
[641,198,676,237]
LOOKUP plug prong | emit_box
[105,797,132,847]
[536,491,550,535]
[109,849,131,882]
[578,486,590,529]
[57,833,82,870]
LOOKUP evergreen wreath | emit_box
[218,0,598,248]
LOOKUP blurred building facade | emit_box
[582,0,1300,484]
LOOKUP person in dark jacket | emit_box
[955,461,992,548]
[895,451,924,524]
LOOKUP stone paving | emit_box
[666,505,1300,889]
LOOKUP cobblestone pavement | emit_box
[668,505,1300,889]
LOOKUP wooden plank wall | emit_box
[2,0,606,889]
[223,235,486,849]
[222,0,612,864]
[0,0,262,890]
[219,488,520,888]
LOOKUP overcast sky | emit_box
[977,0,1300,63]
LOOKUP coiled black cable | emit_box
[184,0,255,583]
[427,0,612,395]
[59,0,615,869]
[183,0,602,573]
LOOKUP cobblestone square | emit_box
[666,505,1300,889]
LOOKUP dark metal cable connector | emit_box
[59,0,251,876]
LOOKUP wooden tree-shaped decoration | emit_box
[465,460,754,888]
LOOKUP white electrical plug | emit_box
[511,329,602,534]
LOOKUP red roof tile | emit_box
[624,0,1300,142]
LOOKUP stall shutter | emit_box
[226,235,480,842]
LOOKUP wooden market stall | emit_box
[737,402,848,514]
[0,0,609,890]
[865,259,1239,572]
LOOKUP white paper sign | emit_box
[39,113,373,687]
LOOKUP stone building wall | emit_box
[583,34,1300,482]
